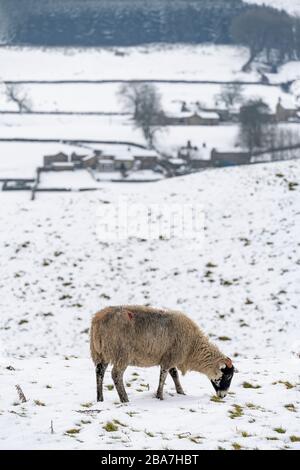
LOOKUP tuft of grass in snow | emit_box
[113,419,127,428]
[34,400,46,406]
[210,395,223,403]
[65,428,80,435]
[288,182,298,191]
[206,262,217,268]
[106,384,114,391]
[190,435,203,444]
[80,402,93,408]
[229,404,244,419]
[290,436,300,443]
[242,382,261,389]
[126,411,139,417]
[246,402,264,411]
[232,442,242,450]
[273,380,295,389]
[218,336,231,341]
[273,427,286,434]
[284,403,297,412]
[103,421,119,432]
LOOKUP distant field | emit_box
[0,45,299,84]
[0,45,260,82]
[0,82,297,114]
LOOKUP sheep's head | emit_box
[210,357,234,398]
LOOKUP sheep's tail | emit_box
[90,317,103,365]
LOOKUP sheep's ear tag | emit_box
[225,357,233,368]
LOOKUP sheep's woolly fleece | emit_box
[0,160,299,450]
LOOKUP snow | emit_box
[0,159,300,449]
[197,110,220,120]
[0,81,298,115]
[38,170,99,189]
[0,45,259,82]
[0,142,88,179]
[245,0,300,15]
[0,115,143,143]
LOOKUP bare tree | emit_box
[118,83,163,147]
[118,83,143,119]
[217,83,244,110]
[6,84,32,113]
[239,99,273,153]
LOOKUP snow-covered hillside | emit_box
[245,0,300,15]
[1,160,299,449]
[0,44,300,83]
[0,45,256,82]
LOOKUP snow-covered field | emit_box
[0,43,300,180]
[1,160,299,449]
[0,44,299,85]
[0,45,259,82]
[1,82,297,113]
[0,115,140,142]
[0,142,91,179]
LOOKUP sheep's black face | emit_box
[211,365,234,398]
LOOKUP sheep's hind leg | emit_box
[112,366,129,403]
[169,367,185,395]
[96,362,108,402]
[156,367,168,400]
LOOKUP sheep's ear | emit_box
[225,357,233,368]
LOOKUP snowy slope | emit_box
[0,45,260,82]
[245,0,300,15]
[0,160,299,449]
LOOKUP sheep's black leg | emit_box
[156,367,168,400]
[96,362,108,402]
[169,367,185,395]
[112,366,129,403]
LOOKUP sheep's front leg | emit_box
[96,362,108,402]
[156,367,168,400]
[112,366,129,403]
[169,367,185,395]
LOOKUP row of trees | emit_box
[231,7,300,70]
[0,0,248,46]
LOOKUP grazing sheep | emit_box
[90,305,234,403]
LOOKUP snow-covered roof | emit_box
[115,154,134,161]
[52,162,74,168]
[82,155,95,162]
[165,110,194,119]
[197,110,220,120]
[171,158,186,165]
[98,160,114,166]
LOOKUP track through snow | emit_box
[0,161,300,449]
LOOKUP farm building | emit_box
[43,152,68,167]
[211,148,250,166]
